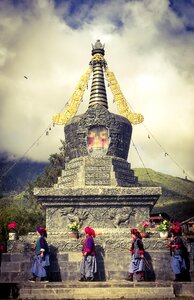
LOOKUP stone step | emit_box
[19,281,176,299]
[1,281,194,299]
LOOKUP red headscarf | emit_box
[90,228,96,238]
[131,228,142,239]
[170,225,181,235]
[84,226,95,237]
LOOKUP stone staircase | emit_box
[18,281,176,299]
[1,280,194,299]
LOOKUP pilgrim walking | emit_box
[79,226,97,281]
[169,225,190,281]
[126,228,145,282]
[28,227,50,282]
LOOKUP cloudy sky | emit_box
[0,0,194,180]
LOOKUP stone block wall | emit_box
[0,250,193,283]
[0,253,33,282]
[0,237,193,283]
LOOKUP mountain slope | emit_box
[134,168,194,221]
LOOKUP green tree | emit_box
[33,140,66,188]
[0,192,45,248]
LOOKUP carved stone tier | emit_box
[34,186,161,234]
[7,235,168,254]
[55,156,138,188]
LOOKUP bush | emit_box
[0,193,45,249]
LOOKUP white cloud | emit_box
[0,0,194,180]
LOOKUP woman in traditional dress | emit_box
[28,227,50,282]
[169,225,189,281]
[79,226,97,281]
[126,228,145,282]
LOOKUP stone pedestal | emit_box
[34,185,161,235]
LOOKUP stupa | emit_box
[34,40,161,235]
[33,40,162,280]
